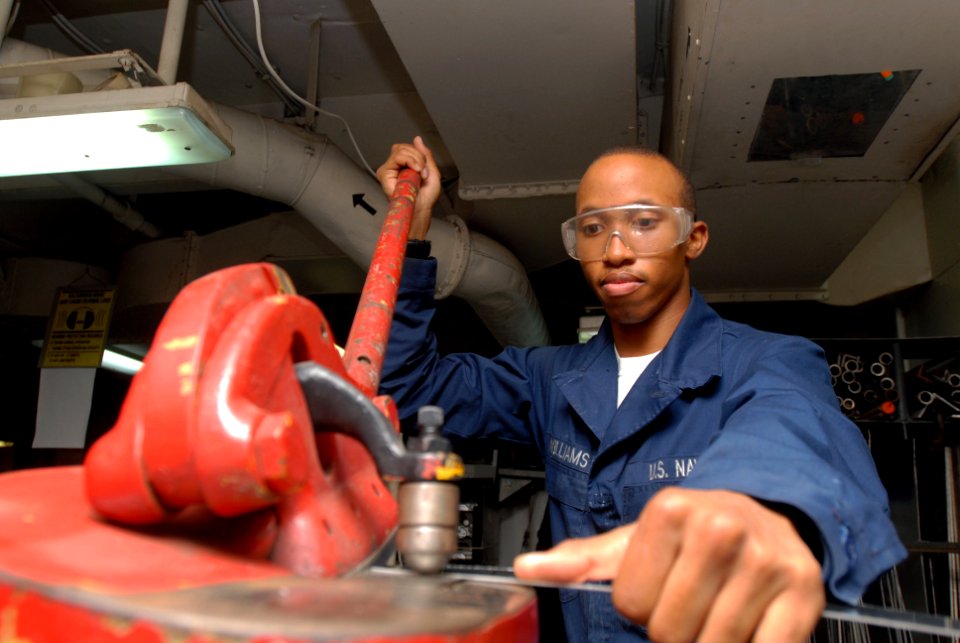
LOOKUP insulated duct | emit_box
[0,38,549,348]
[170,104,550,347]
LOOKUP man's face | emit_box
[575,153,705,326]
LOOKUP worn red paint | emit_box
[344,168,421,398]
[83,263,397,578]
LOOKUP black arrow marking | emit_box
[352,194,376,216]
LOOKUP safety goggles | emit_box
[560,204,694,262]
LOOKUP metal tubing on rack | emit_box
[344,168,421,398]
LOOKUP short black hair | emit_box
[592,146,698,216]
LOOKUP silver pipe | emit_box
[157,0,190,85]
[52,173,161,238]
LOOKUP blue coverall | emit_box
[380,256,907,642]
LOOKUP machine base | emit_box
[0,467,538,642]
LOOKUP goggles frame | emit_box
[560,203,694,261]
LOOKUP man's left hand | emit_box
[514,488,825,643]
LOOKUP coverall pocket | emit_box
[543,458,589,543]
[544,461,588,511]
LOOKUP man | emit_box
[376,137,905,642]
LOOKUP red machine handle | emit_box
[343,167,422,397]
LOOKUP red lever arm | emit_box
[343,167,422,398]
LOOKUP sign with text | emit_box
[40,287,116,368]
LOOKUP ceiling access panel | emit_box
[370,0,639,192]
[666,0,960,297]
[671,0,960,187]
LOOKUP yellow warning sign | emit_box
[40,287,116,368]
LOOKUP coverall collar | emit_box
[554,288,723,444]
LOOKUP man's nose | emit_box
[603,230,636,264]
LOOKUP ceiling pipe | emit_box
[51,173,162,238]
[157,0,189,85]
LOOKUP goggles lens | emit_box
[560,204,693,261]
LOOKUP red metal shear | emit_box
[84,168,461,577]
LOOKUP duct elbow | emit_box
[178,104,553,349]
[424,215,549,347]
[450,230,551,348]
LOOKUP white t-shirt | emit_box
[616,350,660,407]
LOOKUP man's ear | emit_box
[685,221,708,260]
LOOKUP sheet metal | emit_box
[371,564,960,638]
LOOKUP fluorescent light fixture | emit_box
[101,349,143,375]
[0,82,233,177]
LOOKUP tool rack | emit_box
[814,336,960,433]
[813,336,960,634]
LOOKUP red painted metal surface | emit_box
[0,577,539,643]
[0,467,286,593]
[0,583,539,643]
[344,168,422,398]
[84,263,396,577]
[0,467,538,642]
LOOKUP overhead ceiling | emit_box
[1,0,959,344]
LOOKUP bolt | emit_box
[418,405,444,432]
[408,406,449,454]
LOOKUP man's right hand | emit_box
[376,136,441,240]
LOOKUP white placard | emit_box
[34,368,96,449]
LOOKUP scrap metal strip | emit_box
[368,566,960,637]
